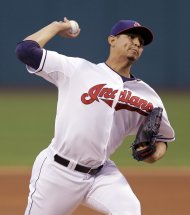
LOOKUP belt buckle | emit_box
[88,168,98,175]
[88,165,103,175]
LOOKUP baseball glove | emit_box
[131,107,163,161]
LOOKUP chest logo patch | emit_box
[81,84,154,115]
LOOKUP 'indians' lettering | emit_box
[81,84,153,112]
[81,84,118,105]
[118,90,153,112]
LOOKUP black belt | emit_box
[54,154,103,175]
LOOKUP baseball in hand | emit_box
[69,20,79,34]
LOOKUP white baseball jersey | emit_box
[27,49,175,167]
[25,49,175,215]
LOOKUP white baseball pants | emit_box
[24,148,141,215]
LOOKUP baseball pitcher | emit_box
[15,17,175,215]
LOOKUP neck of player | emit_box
[106,57,133,78]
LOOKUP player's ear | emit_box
[108,35,116,47]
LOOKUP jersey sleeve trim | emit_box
[156,136,175,143]
[27,49,47,74]
[38,50,47,72]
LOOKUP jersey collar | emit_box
[104,63,137,82]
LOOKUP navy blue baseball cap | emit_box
[110,20,153,45]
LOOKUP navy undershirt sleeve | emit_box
[15,40,43,70]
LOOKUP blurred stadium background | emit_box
[1,1,190,214]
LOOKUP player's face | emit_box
[112,33,144,62]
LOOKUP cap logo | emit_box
[134,22,141,27]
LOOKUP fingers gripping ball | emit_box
[69,20,79,34]
[131,107,163,161]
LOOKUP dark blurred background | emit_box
[0,0,189,89]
